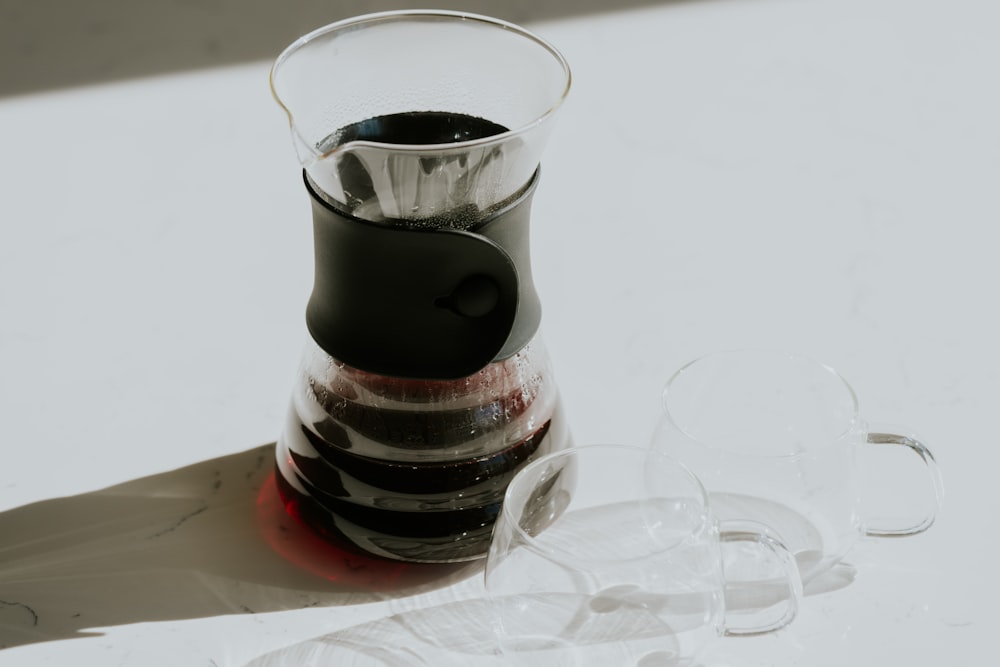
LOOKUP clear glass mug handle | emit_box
[865,427,945,537]
[718,519,803,636]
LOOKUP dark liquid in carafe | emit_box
[321,110,510,147]
[277,405,562,563]
[316,110,514,226]
[276,367,566,562]
[275,111,566,563]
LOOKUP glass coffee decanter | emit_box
[269,11,573,563]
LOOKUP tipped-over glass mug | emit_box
[484,444,803,666]
[269,11,573,562]
[651,349,944,584]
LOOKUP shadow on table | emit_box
[0,0,702,98]
[247,594,684,667]
[0,443,480,650]
[245,565,856,667]
[245,556,856,666]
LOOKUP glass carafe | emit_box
[270,11,573,563]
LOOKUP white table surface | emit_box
[2,0,997,664]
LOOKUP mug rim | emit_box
[661,349,863,459]
[500,444,714,564]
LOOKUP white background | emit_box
[1,0,997,664]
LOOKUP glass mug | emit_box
[652,349,944,584]
[484,444,803,666]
